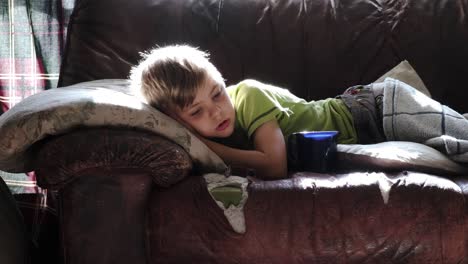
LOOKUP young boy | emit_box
[130,44,468,179]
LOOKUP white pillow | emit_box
[336,141,468,175]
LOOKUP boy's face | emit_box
[173,76,235,138]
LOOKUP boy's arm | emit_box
[200,120,288,180]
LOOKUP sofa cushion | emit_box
[0,79,227,174]
[375,60,430,97]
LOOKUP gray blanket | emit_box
[381,78,468,163]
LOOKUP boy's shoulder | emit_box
[227,79,297,105]
[227,79,263,98]
[227,79,261,90]
[227,79,285,95]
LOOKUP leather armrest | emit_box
[33,127,193,189]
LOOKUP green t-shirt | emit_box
[226,79,357,144]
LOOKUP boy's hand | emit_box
[198,119,288,180]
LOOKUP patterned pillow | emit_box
[0,79,227,174]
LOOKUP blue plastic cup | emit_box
[287,131,339,172]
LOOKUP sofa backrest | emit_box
[59,0,468,112]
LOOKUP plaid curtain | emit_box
[0,0,74,114]
[0,2,74,262]
[0,0,74,191]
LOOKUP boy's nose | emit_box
[210,104,222,119]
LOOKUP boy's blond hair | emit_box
[130,45,223,112]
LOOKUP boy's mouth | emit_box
[216,119,230,131]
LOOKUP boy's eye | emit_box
[190,109,201,117]
[213,90,222,99]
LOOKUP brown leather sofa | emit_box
[0,178,28,264]
[30,0,468,263]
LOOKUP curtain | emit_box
[0,2,74,259]
[0,0,74,193]
[0,0,74,114]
